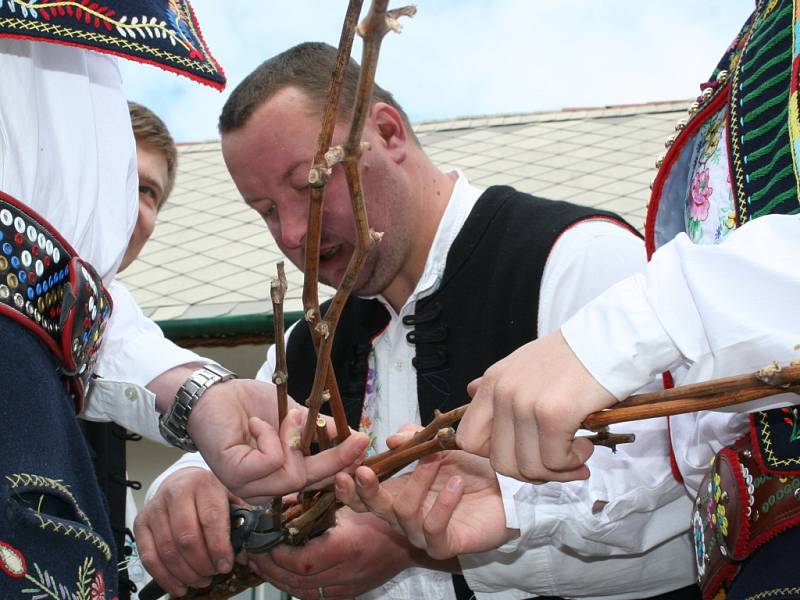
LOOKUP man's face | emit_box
[221,86,412,296]
[119,142,169,272]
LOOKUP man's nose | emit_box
[279,208,307,249]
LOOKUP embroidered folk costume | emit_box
[0,2,223,598]
[563,1,800,598]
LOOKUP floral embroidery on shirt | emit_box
[685,110,736,244]
[359,350,381,457]
[689,168,713,226]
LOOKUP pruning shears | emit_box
[138,504,286,600]
[229,504,286,553]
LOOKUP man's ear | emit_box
[371,102,408,161]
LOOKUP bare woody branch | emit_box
[269,262,289,517]
[270,262,289,424]
[301,0,365,446]
[300,0,416,453]
[582,362,800,430]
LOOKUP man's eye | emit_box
[139,186,159,207]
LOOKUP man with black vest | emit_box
[139,42,698,600]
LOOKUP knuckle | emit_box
[137,548,159,572]
[492,379,516,404]
[197,506,226,529]
[160,541,180,563]
[176,531,203,552]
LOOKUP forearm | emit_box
[563,213,800,400]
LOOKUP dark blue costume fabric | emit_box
[0,317,118,599]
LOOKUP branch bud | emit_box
[272,370,288,386]
[369,229,384,243]
[308,164,332,188]
[325,146,345,168]
[385,5,417,33]
[315,321,330,338]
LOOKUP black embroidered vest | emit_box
[286,185,637,428]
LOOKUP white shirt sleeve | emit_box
[562,213,800,400]
[82,280,211,442]
[562,214,800,496]
[461,219,694,596]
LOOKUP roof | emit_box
[117,100,688,345]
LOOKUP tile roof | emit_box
[117,100,689,328]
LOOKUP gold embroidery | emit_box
[757,412,800,468]
[745,587,800,600]
[0,17,216,74]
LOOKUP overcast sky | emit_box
[120,1,755,142]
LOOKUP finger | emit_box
[163,502,215,588]
[535,401,593,480]
[301,432,370,490]
[423,475,464,559]
[466,377,482,397]
[486,374,523,479]
[215,416,284,501]
[229,411,306,503]
[268,531,337,574]
[456,378,493,457]
[351,466,401,529]
[334,472,368,513]
[247,552,302,588]
[142,501,210,593]
[266,580,357,600]
[134,515,188,598]
[385,426,418,449]
[394,458,442,548]
[195,482,235,574]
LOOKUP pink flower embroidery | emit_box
[90,571,106,600]
[690,168,713,221]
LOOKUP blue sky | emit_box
[121,1,756,142]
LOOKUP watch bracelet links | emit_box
[159,363,237,451]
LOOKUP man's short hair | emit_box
[218,42,417,143]
[128,101,178,202]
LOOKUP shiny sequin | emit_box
[21,251,31,268]
[0,209,12,226]
[6,273,18,289]
[13,217,25,234]
[26,225,36,243]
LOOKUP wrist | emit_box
[159,364,238,451]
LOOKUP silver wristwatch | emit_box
[159,364,238,451]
